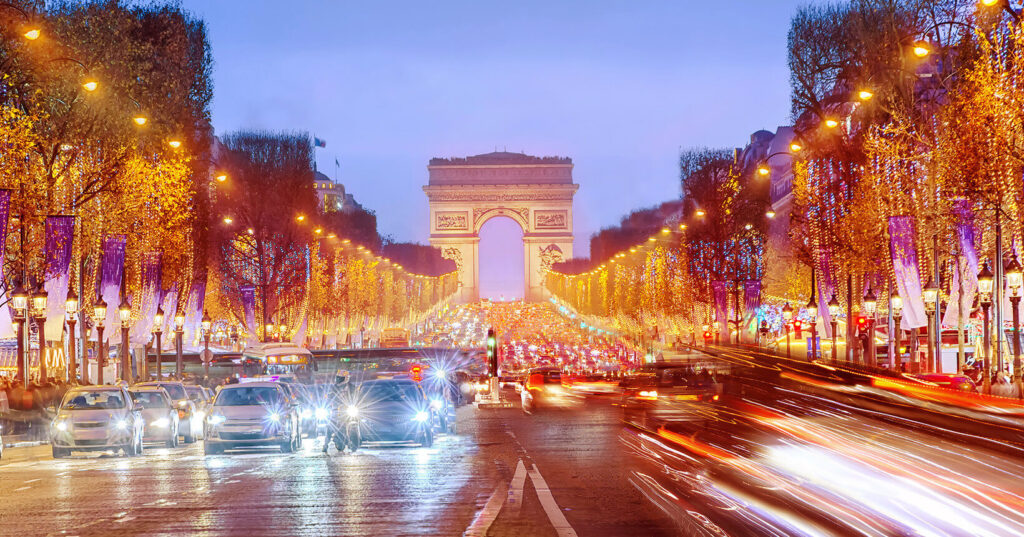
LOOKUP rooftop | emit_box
[429,151,572,167]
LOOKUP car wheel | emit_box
[121,442,133,457]
[348,430,361,452]
[52,445,68,459]
[447,417,457,434]
[135,433,144,456]
[203,442,221,455]
[280,434,294,453]
[421,429,433,448]
[183,430,196,444]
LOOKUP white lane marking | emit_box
[463,483,508,537]
[507,459,528,517]
[13,486,31,491]
[528,464,579,537]
[115,516,135,524]
[24,478,41,484]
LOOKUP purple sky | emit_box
[180,0,808,299]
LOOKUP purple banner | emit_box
[158,284,178,349]
[130,252,162,344]
[743,280,761,328]
[0,190,13,339]
[98,235,127,343]
[942,201,979,329]
[711,280,728,337]
[42,216,75,339]
[889,216,927,329]
[240,285,257,345]
[183,269,206,348]
[817,247,836,338]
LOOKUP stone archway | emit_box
[423,152,579,302]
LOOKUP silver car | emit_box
[129,387,180,448]
[51,386,144,458]
[203,382,300,455]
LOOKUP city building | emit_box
[313,171,363,214]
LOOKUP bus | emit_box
[240,343,318,383]
[381,328,410,348]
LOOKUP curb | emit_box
[3,440,47,449]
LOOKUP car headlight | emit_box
[413,411,429,422]
[430,399,443,410]
[178,400,188,408]
[300,408,313,419]
[207,414,226,425]
[268,413,280,423]
[152,417,170,428]
[345,405,359,418]
[54,419,69,432]
[114,420,129,430]
[315,407,329,420]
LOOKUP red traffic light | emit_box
[856,316,868,327]
[411,365,423,382]
[703,331,712,340]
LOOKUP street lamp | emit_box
[152,307,164,380]
[93,298,107,385]
[32,288,48,381]
[891,290,904,371]
[201,310,212,379]
[265,322,274,343]
[828,293,841,363]
[979,260,995,393]
[922,277,940,373]
[11,282,27,388]
[174,313,185,379]
[806,295,818,361]
[782,302,793,358]
[119,297,132,382]
[863,287,877,366]
[1006,254,1023,392]
[66,290,79,384]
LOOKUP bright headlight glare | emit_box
[413,411,429,422]
[300,408,313,419]
[315,407,329,420]
[208,414,226,425]
[152,417,170,428]
[115,420,129,430]
[345,405,359,418]
[430,399,443,410]
[55,420,68,431]
[178,400,188,408]
[268,413,280,422]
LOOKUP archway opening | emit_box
[478,216,525,301]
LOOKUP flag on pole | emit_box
[314,137,326,148]
[335,157,340,167]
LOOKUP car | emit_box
[420,379,457,434]
[136,381,201,443]
[346,379,435,448]
[521,367,571,412]
[913,373,979,392]
[621,366,720,431]
[50,385,144,458]
[184,385,212,421]
[277,381,319,437]
[129,386,180,448]
[203,381,301,455]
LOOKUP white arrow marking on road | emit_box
[506,459,528,517]
[528,464,579,537]
[463,483,508,537]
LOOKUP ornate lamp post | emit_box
[1006,254,1023,393]
[782,302,793,358]
[174,313,185,379]
[806,295,818,361]
[118,297,132,382]
[279,323,287,343]
[201,310,212,379]
[65,290,79,384]
[828,293,841,363]
[979,260,995,394]
[863,287,877,367]
[32,288,48,381]
[923,278,940,374]
[265,323,274,343]
[12,283,28,388]
[891,290,903,371]
[152,307,164,380]
[93,299,107,385]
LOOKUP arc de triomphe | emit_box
[423,152,578,303]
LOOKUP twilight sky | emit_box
[179,0,808,299]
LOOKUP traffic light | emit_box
[855,316,869,336]
[703,331,712,342]
[486,328,498,377]
[411,365,423,382]
[793,320,802,339]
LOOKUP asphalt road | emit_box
[0,393,676,537]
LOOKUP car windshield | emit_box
[185,387,205,402]
[63,391,126,410]
[130,391,169,408]
[361,382,421,402]
[215,386,283,407]
[149,383,187,400]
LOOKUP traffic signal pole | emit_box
[486,328,500,404]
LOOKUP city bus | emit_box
[240,343,318,383]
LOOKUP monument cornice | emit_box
[423,183,579,202]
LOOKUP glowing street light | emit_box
[168,139,182,149]
[695,209,706,217]
[757,165,770,176]
[912,43,930,58]
[765,210,776,218]
[296,215,306,222]
[133,116,147,126]
[222,216,233,224]
[215,173,227,182]
[858,90,874,101]
[789,142,803,152]
[82,80,98,92]
[24,28,40,40]
[824,118,839,128]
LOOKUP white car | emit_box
[203,382,300,455]
[51,386,144,458]
[129,387,180,448]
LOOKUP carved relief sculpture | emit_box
[534,210,567,229]
[537,244,565,281]
[435,211,468,230]
[441,247,464,271]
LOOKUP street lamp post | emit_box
[32,289,48,382]
[1006,254,1023,395]
[806,296,818,361]
[863,287,878,367]
[891,291,903,371]
[923,278,940,374]
[201,310,212,379]
[979,260,995,394]
[174,313,185,379]
[828,293,841,363]
[152,307,164,380]
[94,299,107,385]
[119,298,131,382]
[12,283,27,388]
[782,302,793,358]
[66,290,78,384]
